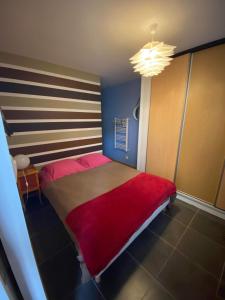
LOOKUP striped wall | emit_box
[0,52,102,167]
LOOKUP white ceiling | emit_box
[1,0,225,87]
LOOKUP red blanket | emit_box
[66,173,176,276]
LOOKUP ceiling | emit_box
[1,0,225,87]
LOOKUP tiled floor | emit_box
[25,195,225,300]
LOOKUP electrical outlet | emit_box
[125,155,129,160]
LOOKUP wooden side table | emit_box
[17,165,41,210]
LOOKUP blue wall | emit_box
[102,78,141,167]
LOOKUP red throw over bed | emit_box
[66,173,176,276]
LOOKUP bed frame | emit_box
[77,195,175,283]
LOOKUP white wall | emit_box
[0,280,9,300]
[0,114,47,300]
[137,77,151,171]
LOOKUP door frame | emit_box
[0,114,47,300]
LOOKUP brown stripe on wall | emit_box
[10,137,102,155]
[30,145,102,164]
[9,121,102,132]
[0,67,100,92]
[3,110,101,120]
[0,82,100,101]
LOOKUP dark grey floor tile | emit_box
[66,280,104,300]
[142,285,174,300]
[218,280,225,299]
[177,228,225,279]
[127,229,173,277]
[198,210,225,227]
[39,245,81,300]
[222,265,225,282]
[190,210,225,247]
[25,193,49,212]
[97,252,150,300]
[218,266,225,299]
[165,199,197,226]
[148,213,185,246]
[158,251,219,300]
[31,223,72,265]
[26,205,62,237]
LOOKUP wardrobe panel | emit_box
[176,44,225,203]
[146,54,190,181]
[216,163,225,210]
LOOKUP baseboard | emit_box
[177,191,225,220]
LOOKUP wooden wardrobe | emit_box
[146,43,225,210]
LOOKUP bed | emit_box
[40,154,176,283]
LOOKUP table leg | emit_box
[38,189,42,205]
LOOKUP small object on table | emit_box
[17,165,41,210]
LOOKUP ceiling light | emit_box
[130,24,176,77]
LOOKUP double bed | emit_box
[40,154,176,283]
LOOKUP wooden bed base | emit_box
[77,195,175,284]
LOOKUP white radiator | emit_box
[114,117,129,152]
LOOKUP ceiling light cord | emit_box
[150,23,158,43]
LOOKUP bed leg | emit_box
[166,200,173,210]
[77,255,91,284]
[163,206,167,212]
[95,275,101,284]
[167,193,177,210]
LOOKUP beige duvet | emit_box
[43,161,139,222]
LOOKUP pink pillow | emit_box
[39,170,54,189]
[76,153,112,169]
[39,159,86,188]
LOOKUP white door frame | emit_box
[0,280,10,300]
[137,77,151,171]
[0,114,47,300]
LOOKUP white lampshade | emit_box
[130,41,176,77]
[14,154,30,170]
